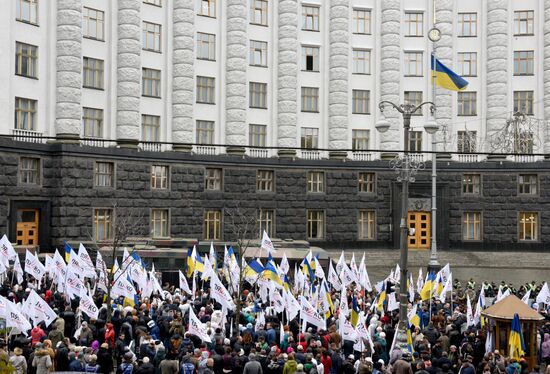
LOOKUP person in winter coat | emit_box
[105,323,116,348]
[10,347,27,374]
[243,354,263,374]
[542,333,550,365]
[283,353,298,374]
[97,343,114,374]
[68,352,85,372]
[47,324,64,349]
[31,325,46,347]
[136,357,155,374]
[79,321,95,346]
[32,344,52,374]
[84,354,101,373]
[55,340,70,371]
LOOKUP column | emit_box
[55,0,83,143]
[379,0,401,158]
[544,0,550,155]
[172,0,195,152]
[486,0,508,153]
[116,0,141,148]
[225,0,248,155]
[277,0,299,158]
[328,0,349,160]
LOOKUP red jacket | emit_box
[105,323,115,347]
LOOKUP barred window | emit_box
[409,131,422,152]
[205,168,222,191]
[353,49,370,74]
[358,172,375,193]
[141,115,160,142]
[457,52,477,76]
[358,210,375,240]
[519,212,538,241]
[352,90,370,114]
[462,174,481,195]
[353,9,371,34]
[151,165,169,190]
[514,91,534,115]
[462,212,481,241]
[404,52,423,76]
[250,0,268,26]
[94,208,113,241]
[405,12,423,36]
[457,92,477,116]
[307,171,324,193]
[307,210,324,239]
[301,87,319,112]
[151,209,169,238]
[204,210,221,240]
[352,130,370,151]
[250,40,267,67]
[514,10,534,36]
[257,170,274,192]
[249,82,267,109]
[94,162,114,187]
[83,57,104,89]
[514,51,534,75]
[301,127,318,149]
[83,7,104,40]
[15,42,38,78]
[16,0,38,24]
[197,32,215,60]
[249,124,266,147]
[142,21,161,51]
[302,46,319,72]
[82,107,103,138]
[14,97,37,130]
[404,91,423,116]
[458,13,477,37]
[142,68,161,97]
[198,0,216,17]
[457,131,476,153]
[518,174,537,195]
[19,157,40,185]
[196,120,214,144]
[258,209,274,238]
[515,131,534,154]
[302,6,319,31]
[196,76,215,104]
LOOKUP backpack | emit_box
[182,362,196,374]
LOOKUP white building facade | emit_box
[1,0,548,159]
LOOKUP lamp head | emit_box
[375,114,391,134]
[424,117,439,134]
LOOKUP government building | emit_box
[1,0,550,261]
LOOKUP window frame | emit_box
[82,57,104,90]
[16,0,39,25]
[301,87,319,113]
[352,130,370,151]
[196,120,215,144]
[301,45,320,72]
[18,156,41,186]
[358,210,376,240]
[518,211,539,242]
[518,174,538,196]
[462,174,481,196]
[204,209,222,240]
[141,114,161,142]
[151,165,169,190]
[458,12,477,37]
[513,50,534,76]
[249,124,267,147]
[250,0,268,26]
[306,209,325,240]
[198,0,216,18]
[14,97,37,130]
[404,91,423,116]
[249,82,268,109]
[82,107,103,139]
[196,76,216,104]
[82,6,105,41]
[352,49,371,75]
[404,12,424,37]
[462,211,482,241]
[151,208,170,238]
[457,91,477,116]
[142,21,162,52]
[352,90,370,115]
[15,41,38,78]
[404,51,423,77]
[94,161,115,188]
[257,170,274,192]
[457,131,477,153]
[249,40,268,67]
[93,208,114,242]
[197,32,216,61]
[513,91,534,115]
[457,52,477,77]
[307,171,325,193]
[258,208,275,238]
[408,131,423,152]
[205,168,223,191]
[301,127,319,149]
[142,67,161,98]
[353,8,371,35]
[358,172,375,193]
[514,10,534,36]
[302,5,320,31]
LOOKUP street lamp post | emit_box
[375,100,436,353]
[426,124,441,273]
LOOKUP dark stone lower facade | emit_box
[1,138,549,252]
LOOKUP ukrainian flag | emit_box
[408,304,421,329]
[264,255,282,286]
[301,257,316,281]
[244,258,264,278]
[433,274,444,297]
[64,242,73,263]
[351,295,360,327]
[420,271,436,301]
[407,325,415,353]
[186,248,195,277]
[377,281,386,311]
[322,280,334,318]
[508,313,525,360]
[283,274,292,292]
[194,252,205,274]
[431,56,469,91]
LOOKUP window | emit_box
[196,120,214,144]
[19,157,40,184]
[302,6,319,31]
[358,210,375,240]
[15,42,38,78]
[144,0,161,5]
[257,170,274,191]
[353,9,371,34]
[197,33,215,60]
[404,91,423,115]
[462,174,481,195]
[307,210,324,239]
[352,90,370,114]
[94,161,114,187]
[94,208,113,241]
[457,92,477,116]
[301,127,318,149]
[405,12,423,36]
[198,0,216,17]
[82,108,103,138]
[518,174,537,195]
[14,97,37,130]
[196,76,215,104]
[458,13,477,37]
[258,209,274,237]
[249,82,267,109]
[250,0,268,26]
[515,131,534,154]
[204,210,221,240]
[514,11,534,35]
[142,68,161,97]
[151,165,169,190]
[409,131,422,152]
[142,21,161,52]
[302,46,319,72]
[352,130,370,150]
[83,57,104,89]
[519,212,538,241]
[352,49,370,75]
[83,7,104,40]
[358,172,375,193]
[462,212,481,241]
[142,115,160,142]
[205,168,222,191]
[301,87,319,112]
[514,91,534,115]
[249,40,267,67]
[457,52,477,76]
[307,171,324,193]
[457,131,476,153]
[404,52,423,76]
[249,124,266,147]
[514,51,534,76]
[16,0,38,24]
[151,209,169,238]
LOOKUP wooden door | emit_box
[16,209,39,246]
[408,212,431,249]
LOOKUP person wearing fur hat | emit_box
[10,347,27,374]
[32,343,53,374]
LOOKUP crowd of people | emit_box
[0,267,548,374]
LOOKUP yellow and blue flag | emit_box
[302,257,316,281]
[64,242,73,263]
[407,324,415,353]
[377,281,387,311]
[431,56,468,91]
[186,248,195,277]
[421,271,436,301]
[264,254,283,286]
[351,295,360,327]
[508,313,525,360]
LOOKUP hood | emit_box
[35,349,50,357]
[544,333,550,342]
[286,360,297,370]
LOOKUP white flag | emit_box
[466,294,474,326]
[255,311,266,331]
[358,255,372,292]
[340,265,355,287]
[536,282,550,305]
[13,255,24,284]
[201,256,214,281]
[24,250,45,282]
[68,248,84,276]
[110,276,136,300]
[65,267,85,300]
[314,256,325,279]
[496,287,510,303]
[327,261,341,291]
[438,272,452,303]
[79,291,99,320]
[78,244,96,278]
[284,290,301,321]
[210,273,235,310]
[521,290,531,305]
[179,270,192,295]
[261,230,276,254]
[300,296,326,331]
[416,268,424,292]
[387,292,399,311]
[6,299,31,335]
[341,319,358,341]
[0,235,18,264]
[335,252,345,275]
[22,290,57,327]
[279,252,289,275]
[188,307,212,342]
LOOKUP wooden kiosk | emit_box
[481,295,543,370]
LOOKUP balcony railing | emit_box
[350,151,373,161]
[249,148,269,158]
[456,154,480,163]
[82,137,107,147]
[140,142,164,152]
[11,129,44,143]
[300,150,325,160]
[194,145,218,155]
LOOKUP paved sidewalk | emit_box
[325,249,550,285]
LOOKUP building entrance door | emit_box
[408,211,430,249]
[16,209,39,246]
